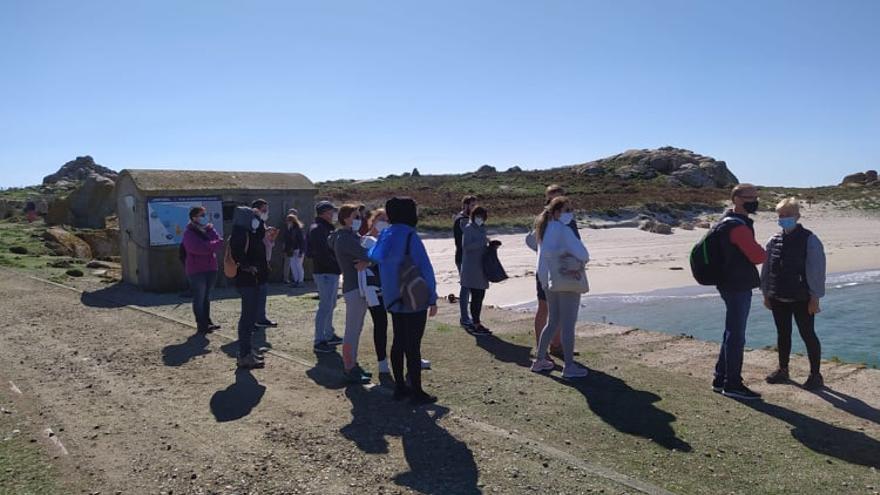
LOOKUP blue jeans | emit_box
[188,271,216,331]
[314,273,340,344]
[714,289,753,388]
[257,283,269,323]
[457,263,472,326]
[237,286,260,357]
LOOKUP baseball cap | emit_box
[315,201,338,214]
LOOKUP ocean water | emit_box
[531,271,880,367]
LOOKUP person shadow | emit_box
[340,385,481,495]
[305,351,346,390]
[551,369,693,452]
[474,334,533,368]
[738,398,880,468]
[812,387,880,425]
[161,332,210,367]
[210,369,266,422]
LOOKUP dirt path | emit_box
[2,270,880,494]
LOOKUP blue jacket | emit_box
[368,224,438,313]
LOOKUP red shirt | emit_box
[729,225,767,265]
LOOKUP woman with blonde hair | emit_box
[283,212,305,287]
[530,196,590,379]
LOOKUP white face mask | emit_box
[260,211,269,221]
[251,218,260,230]
[474,218,485,227]
[351,219,362,231]
[559,212,574,225]
[374,221,389,232]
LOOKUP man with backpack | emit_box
[308,201,344,353]
[700,183,768,400]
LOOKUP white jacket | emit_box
[536,220,589,289]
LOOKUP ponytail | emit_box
[535,196,569,243]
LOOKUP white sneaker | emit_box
[562,364,589,379]
[420,358,432,370]
[377,359,391,374]
[530,358,554,373]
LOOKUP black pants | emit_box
[368,297,388,362]
[390,310,428,392]
[469,288,486,325]
[770,299,821,375]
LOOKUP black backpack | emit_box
[391,232,431,311]
[689,217,745,286]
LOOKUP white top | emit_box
[536,220,590,288]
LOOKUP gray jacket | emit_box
[329,228,372,293]
[460,222,489,290]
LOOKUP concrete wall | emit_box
[116,176,316,292]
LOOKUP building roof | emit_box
[119,169,316,192]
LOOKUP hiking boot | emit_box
[722,385,762,400]
[313,342,334,354]
[420,358,432,370]
[344,368,371,384]
[255,320,278,328]
[392,385,412,401]
[377,359,391,374]
[530,358,555,373]
[712,377,724,393]
[765,368,790,384]
[562,364,589,380]
[803,373,824,391]
[237,354,265,369]
[410,391,438,406]
[328,334,344,345]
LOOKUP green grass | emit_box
[0,220,83,281]
[0,398,66,495]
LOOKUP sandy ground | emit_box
[424,208,880,308]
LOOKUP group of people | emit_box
[178,181,828,406]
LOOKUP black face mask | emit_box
[743,201,759,214]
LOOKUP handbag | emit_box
[223,232,249,279]
[482,246,509,283]
[546,251,589,294]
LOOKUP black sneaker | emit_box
[237,354,265,369]
[461,323,476,335]
[722,384,762,400]
[472,325,492,336]
[344,368,371,384]
[313,342,334,354]
[712,377,724,393]
[353,365,373,378]
[410,391,438,406]
[765,368,790,384]
[255,320,278,328]
[327,334,344,345]
[803,373,824,391]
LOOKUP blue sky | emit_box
[1,0,877,188]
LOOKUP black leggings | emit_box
[368,299,388,362]
[469,288,486,325]
[770,299,821,374]
[390,310,428,392]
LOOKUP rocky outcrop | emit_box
[43,156,117,185]
[842,170,878,186]
[573,147,739,188]
[76,228,120,258]
[47,173,116,228]
[43,227,93,259]
[476,164,497,175]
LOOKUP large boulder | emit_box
[48,173,117,228]
[43,156,117,185]
[43,227,93,259]
[572,147,739,188]
[866,170,878,182]
[476,164,497,175]
[76,228,120,258]
[842,172,867,186]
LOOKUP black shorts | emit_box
[535,273,547,301]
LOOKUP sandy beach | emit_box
[424,206,880,308]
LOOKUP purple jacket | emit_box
[183,224,223,276]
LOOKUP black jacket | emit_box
[307,217,341,275]
[283,223,305,256]
[718,211,761,291]
[231,210,269,287]
[764,225,812,301]
[453,212,468,266]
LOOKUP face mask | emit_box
[374,221,389,232]
[331,213,339,224]
[778,217,798,230]
[251,218,260,230]
[351,219,362,231]
[743,201,759,214]
[260,211,269,221]
[559,212,574,225]
[196,216,208,226]
[474,218,485,227]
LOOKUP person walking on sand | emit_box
[711,183,767,400]
[283,213,306,288]
[530,196,590,379]
[761,198,826,390]
[230,205,270,369]
[329,204,374,384]
[460,206,502,336]
[182,206,223,334]
[454,195,478,331]
[368,197,439,405]
[308,201,344,354]
[527,184,580,357]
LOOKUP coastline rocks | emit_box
[43,156,117,185]
[842,170,878,186]
[573,147,739,188]
[43,227,93,259]
[639,219,673,235]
